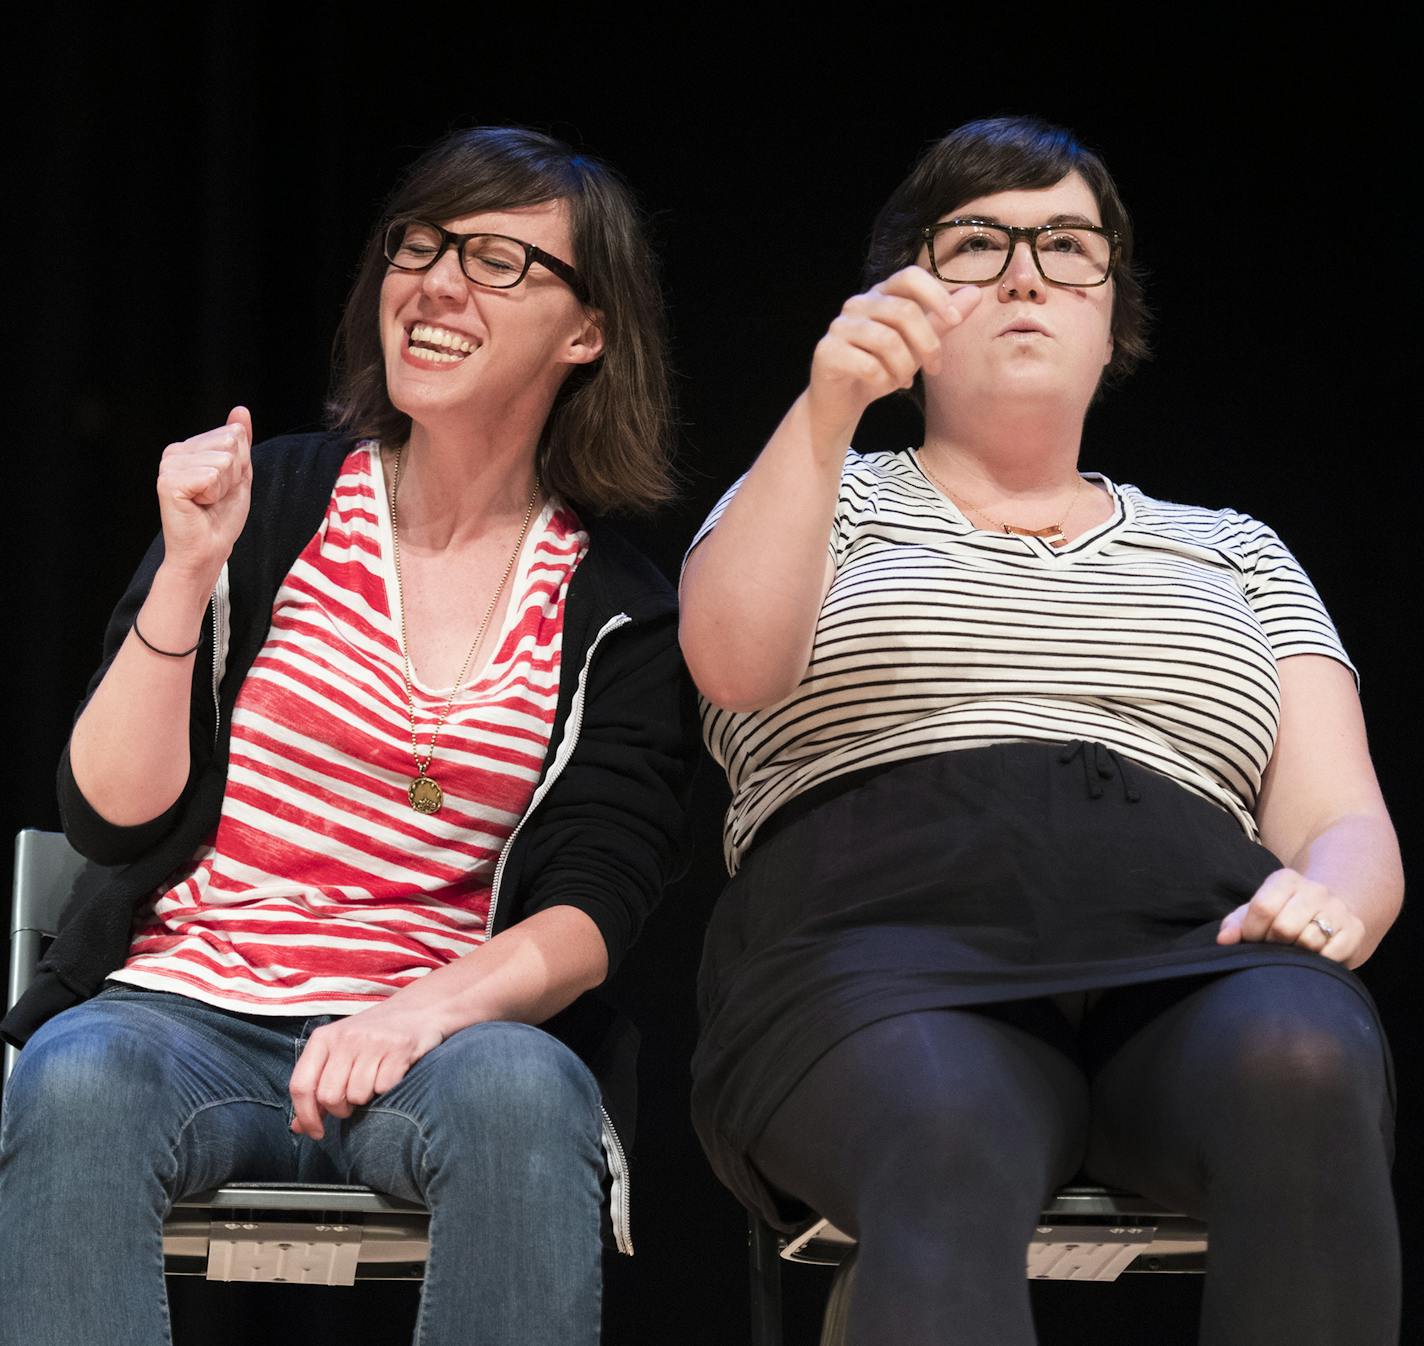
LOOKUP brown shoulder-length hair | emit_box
[865,116,1151,404]
[328,126,674,516]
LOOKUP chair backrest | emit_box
[5,829,119,1084]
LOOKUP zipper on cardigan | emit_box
[601,1104,634,1256]
[208,563,232,748]
[484,610,636,1254]
[209,601,221,746]
[484,612,632,937]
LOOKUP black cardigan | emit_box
[3,433,700,1154]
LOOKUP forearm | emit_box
[679,390,844,710]
[1247,656,1403,969]
[68,562,215,826]
[388,905,610,1037]
[1283,812,1403,967]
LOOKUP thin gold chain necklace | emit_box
[388,447,540,814]
[919,454,1087,549]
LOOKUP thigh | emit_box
[750,1006,1091,1240]
[1,987,299,1197]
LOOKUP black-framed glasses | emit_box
[922,219,1121,287]
[383,219,590,303]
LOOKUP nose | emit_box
[419,245,468,301]
[998,239,1044,302]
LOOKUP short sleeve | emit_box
[1240,521,1358,684]
[827,452,886,570]
[682,450,888,585]
[682,470,750,574]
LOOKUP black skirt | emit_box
[690,741,1391,1226]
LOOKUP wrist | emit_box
[391,963,500,1037]
[796,389,859,468]
[150,559,220,607]
[140,565,218,649]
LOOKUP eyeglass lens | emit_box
[932,225,1112,285]
[384,222,529,288]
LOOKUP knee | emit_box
[1207,994,1392,1165]
[1220,1007,1384,1112]
[412,1023,602,1157]
[0,1011,183,1207]
[4,1009,170,1142]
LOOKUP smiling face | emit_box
[919,172,1115,423]
[378,199,602,440]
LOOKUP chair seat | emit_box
[776,1184,1207,1279]
[175,1181,427,1215]
[163,1183,431,1283]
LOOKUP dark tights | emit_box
[750,967,1397,1346]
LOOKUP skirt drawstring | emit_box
[1058,740,1142,803]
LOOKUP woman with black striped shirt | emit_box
[680,118,1400,1346]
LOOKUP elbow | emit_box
[678,618,805,713]
[57,742,183,865]
[696,676,799,715]
[680,645,800,713]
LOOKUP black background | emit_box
[3,13,1416,1345]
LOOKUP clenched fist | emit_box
[156,405,253,586]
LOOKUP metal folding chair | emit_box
[4,829,430,1285]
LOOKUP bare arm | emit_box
[679,270,980,711]
[289,905,608,1138]
[68,407,253,825]
[1217,655,1403,968]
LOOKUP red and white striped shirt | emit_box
[111,444,588,1014]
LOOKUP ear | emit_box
[562,308,605,366]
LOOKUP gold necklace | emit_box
[388,447,541,815]
[919,455,1087,549]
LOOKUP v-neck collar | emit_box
[906,449,1131,561]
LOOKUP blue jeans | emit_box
[0,986,606,1346]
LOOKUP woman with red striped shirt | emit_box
[0,128,696,1346]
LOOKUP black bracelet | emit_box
[132,616,202,658]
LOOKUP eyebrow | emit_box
[958,212,1103,229]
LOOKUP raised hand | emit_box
[805,267,981,448]
[155,405,253,586]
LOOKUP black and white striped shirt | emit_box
[692,449,1353,874]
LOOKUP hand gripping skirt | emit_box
[689,741,1393,1228]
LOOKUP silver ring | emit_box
[1309,915,1337,939]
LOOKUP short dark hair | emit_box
[865,116,1150,401]
[329,127,674,516]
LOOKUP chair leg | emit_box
[748,1213,784,1346]
[819,1251,857,1346]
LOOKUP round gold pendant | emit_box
[408,775,444,814]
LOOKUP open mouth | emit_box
[406,323,477,364]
